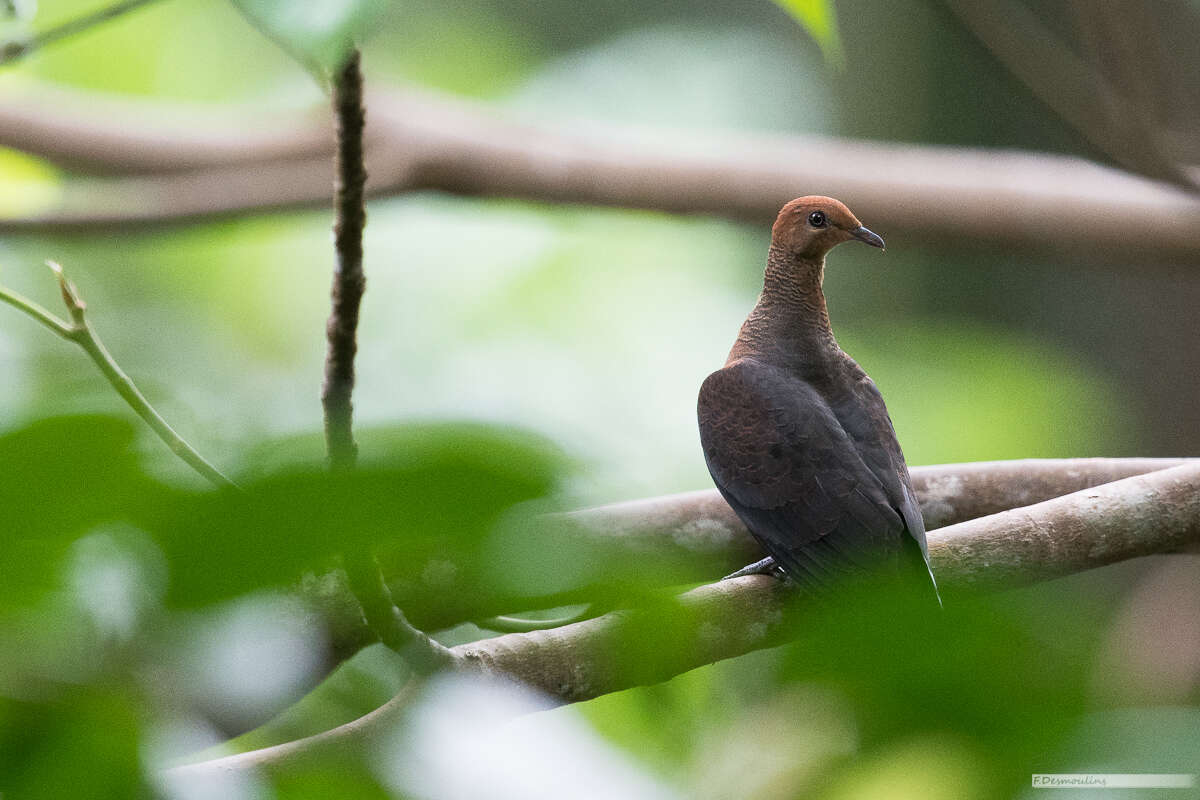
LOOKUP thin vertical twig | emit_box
[321,49,368,472]
[320,50,451,674]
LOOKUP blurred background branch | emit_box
[1,84,1199,260]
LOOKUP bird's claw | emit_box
[722,556,785,581]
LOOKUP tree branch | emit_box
[0,280,73,337]
[325,457,1193,641]
[0,262,236,489]
[321,50,368,472]
[181,460,1200,778]
[298,457,1195,667]
[457,461,1200,695]
[1,85,1199,260]
[342,552,454,674]
[318,51,450,675]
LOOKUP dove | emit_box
[698,196,939,603]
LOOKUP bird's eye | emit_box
[808,210,826,227]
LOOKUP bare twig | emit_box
[0,280,73,337]
[164,676,429,778]
[318,51,448,674]
[475,606,601,633]
[0,262,236,489]
[342,553,454,674]
[321,50,367,472]
[1,86,1199,260]
[179,460,1200,778]
[0,0,165,67]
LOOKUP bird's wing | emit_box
[830,373,939,597]
[698,358,908,588]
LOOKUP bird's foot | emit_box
[722,556,786,581]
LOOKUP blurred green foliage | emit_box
[771,0,842,67]
[0,0,1194,797]
[0,414,564,607]
[0,689,143,799]
[844,322,1130,465]
[0,412,567,793]
[229,0,390,73]
[0,415,147,605]
[573,582,1200,799]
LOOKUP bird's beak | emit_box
[849,225,886,250]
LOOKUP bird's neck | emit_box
[727,245,839,369]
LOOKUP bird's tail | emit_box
[902,534,943,608]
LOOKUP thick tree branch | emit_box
[569,457,1197,553]
[331,457,1193,641]
[931,463,1200,592]
[2,85,1199,260]
[456,461,1200,695]
[182,460,1200,779]
[299,457,1195,666]
[0,83,331,174]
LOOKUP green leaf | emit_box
[771,0,844,68]
[778,584,1088,789]
[0,413,566,611]
[228,0,390,72]
[271,759,394,800]
[0,415,156,606]
[155,422,565,607]
[0,689,146,799]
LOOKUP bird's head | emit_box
[771,196,885,261]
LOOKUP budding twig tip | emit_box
[47,260,86,320]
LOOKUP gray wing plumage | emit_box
[698,358,938,597]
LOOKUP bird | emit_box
[697,196,939,603]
